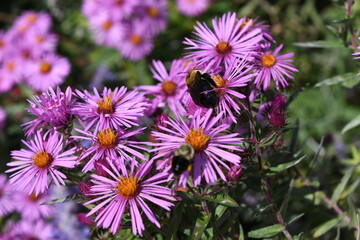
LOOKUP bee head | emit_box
[175,143,195,161]
[186,69,203,86]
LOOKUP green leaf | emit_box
[288,213,305,225]
[247,224,284,238]
[267,155,306,175]
[331,166,355,204]
[357,214,360,240]
[165,202,185,240]
[114,229,136,240]
[280,179,294,214]
[214,205,227,219]
[293,41,345,48]
[41,193,85,205]
[293,233,304,240]
[312,217,343,238]
[315,72,359,88]
[342,115,360,134]
[239,224,244,240]
[191,212,212,240]
[199,194,239,208]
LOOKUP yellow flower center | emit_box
[36,35,45,43]
[6,62,15,71]
[33,151,53,168]
[261,53,276,67]
[211,75,227,95]
[26,14,37,24]
[97,95,115,114]
[239,18,253,30]
[39,62,52,74]
[147,6,159,18]
[130,34,142,45]
[29,193,41,201]
[162,80,177,95]
[97,129,118,148]
[185,127,209,151]
[215,41,232,55]
[102,20,112,30]
[0,40,4,48]
[117,176,140,198]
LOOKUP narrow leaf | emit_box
[191,212,212,240]
[247,224,284,238]
[315,72,359,88]
[331,166,355,204]
[312,217,342,238]
[342,115,360,134]
[41,193,85,205]
[199,194,239,208]
[267,155,306,175]
[239,224,244,240]
[166,202,185,240]
[294,41,345,48]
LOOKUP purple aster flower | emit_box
[14,191,54,220]
[151,109,242,187]
[176,0,209,17]
[27,30,58,53]
[82,0,104,18]
[26,54,70,92]
[22,87,74,137]
[0,107,6,132]
[89,11,124,47]
[183,12,262,68]
[1,56,23,83]
[0,31,10,62]
[73,127,147,172]
[237,16,274,43]
[137,59,189,116]
[253,43,298,90]
[12,11,52,35]
[0,174,15,216]
[85,159,175,236]
[73,87,147,132]
[353,38,360,75]
[0,69,15,93]
[211,57,256,123]
[103,0,138,20]
[7,220,53,240]
[136,0,168,35]
[6,130,78,195]
[116,19,154,61]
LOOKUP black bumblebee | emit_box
[186,69,220,108]
[171,144,195,175]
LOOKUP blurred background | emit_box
[0,0,360,239]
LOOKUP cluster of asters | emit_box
[3,12,297,237]
[0,11,70,93]
[82,0,211,60]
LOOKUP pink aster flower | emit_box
[22,87,75,137]
[6,130,78,195]
[26,54,70,92]
[0,69,15,93]
[253,43,298,90]
[85,159,175,236]
[210,57,256,123]
[0,31,10,62]
[82,0,104,18]
[0,107,6,132]
[137,59,189,116]
[27,30,58,53]
[176,0,209,17]
[353,38,360,75]
[0,174,15,216]
[73,87,147,132]
[116,19,154,61]
[14,191,54,220]
[184,12,262,68]
[103,0,138,20]
[7,220,53,240]
[136,0,168,35]
[151,109,243,187]
[237,16,274,43]
[12,11,52,35]
[1,56,23,83]
[89,11,124,47]
[73,127,147,172]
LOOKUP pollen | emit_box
[29,193,41,201]
[0,40,4,48]
[130,34,142,45]
[162,80,177,95]
[22,50,31,59]
[215,40,232,55]
[261,53,276,67]
[212,75,227,95]
[239,18,253,30]
[117,176,140,199]
[97,95,114,114]
[39,62,52,74]
[102,20,112,30]
[97,129,118,148]
[116,0,123,5]
[32,151,53,168]
[6,62,15,71]
[147,6,159,18]
[26,13,37,24]
[186,127,210,151]
[35,35,45,43]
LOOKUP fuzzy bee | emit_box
[186,69,220,108]
[171,143,195,175]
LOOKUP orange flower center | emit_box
[36,35,45,43]
[215,41,232,55]
[97,129,118,148]
[97,95,114,114]
[211,75,227,95]
[239,18,253,30]
[162,80,177,95]
[185,127,209,151]
[29,193,41,201]
[116,0,123,5]
[39,62,52,74]
[147,6,159,18]
[26,14,38,24]
[102,20,112,30]
[6,62,15,71]
[130,34,142,45]
[33,151,53,168]
[0,40,4,48]
[22,50,31,59]
[117,176,140,198]
[261,53,276,67]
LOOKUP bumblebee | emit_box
[171,143,195,175]
[186,70,220,108]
